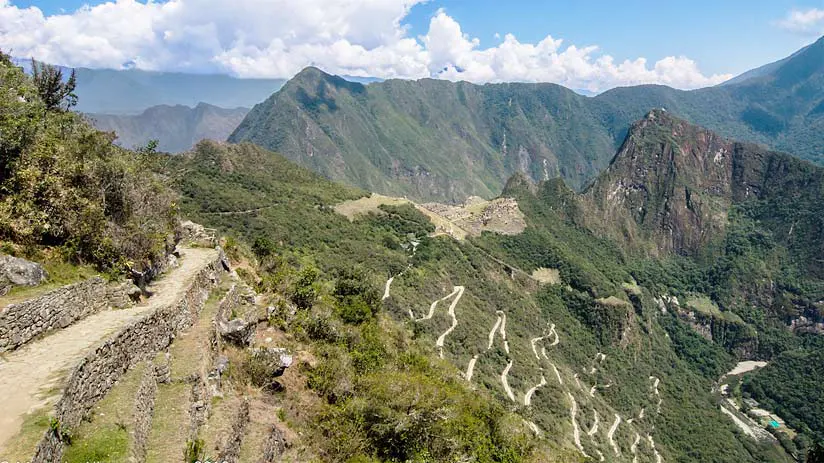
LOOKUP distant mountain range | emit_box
[12,58,284,114]
[88,103,249,153]
[230,36,824,203]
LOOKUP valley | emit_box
[2,33,824,462]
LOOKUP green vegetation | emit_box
[230,38,824,204]
[170,134,793,462]
[0,53,177,274]
[744,338,824,442]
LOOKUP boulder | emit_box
[179,220,217,247]
[249,347,293,378]
[218,318,256,346]
[0,254,48,295]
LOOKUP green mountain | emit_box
[4,51,824,463]
[173,113,823,460]
[231,36,824,203]
[88,103,249,153]
[229,67,618,202]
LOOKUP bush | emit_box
[0,59,176,273]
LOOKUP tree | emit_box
[30,59,77,111]
[0,50,11,66]
[809,442,824,463]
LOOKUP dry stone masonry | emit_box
[0,277,138,353]
[31,251,225,463]
[130,362,159,463]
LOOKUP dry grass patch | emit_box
[145,382,190,463]
[334,194,411,221]
[531,268,561,285]
[596,296,632,308]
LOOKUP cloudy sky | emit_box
[2,0,823,92]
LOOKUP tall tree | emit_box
[30,59,77,111]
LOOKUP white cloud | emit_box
[777,8,824,35]
[0,0,732,91]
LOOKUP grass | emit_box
[531,268,561,285]
[145,382,191,463]
[199,391,240,456]
[335,194,411,220]
[169,279,229,381]
[63,362,148,463]
[0,407,52,462]
[686,296,744,323]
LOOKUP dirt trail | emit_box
[631,433,641,461]
[648,434,663,463]
[525,420,541,436]
[568,392,589,459]
[413,286,462,321]
[434,286,465,358]
[524,375,547,406]
[549,324,559,346]
[0,247,218,452]
[500,360,516,402]
[607,414,622,455]
[487,313,503,349]
[650,376,662,413]
[464,355,479,382]
[550,363,564,385]
[589,352,606,374]
[587,411,600,436]
[382,276,394,301]
[499,311,509,354]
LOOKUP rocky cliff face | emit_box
[584,109,737,255]
[584,109,824,261]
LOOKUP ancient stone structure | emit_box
[217,399,251,463]
[0,277,137,353]
[258,425,287,463]
[129,362,158,463]
[31,253,224,463]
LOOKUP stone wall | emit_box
[32,254,224,463]
[129,362,158,463]
[258,425,287,463]
[0,277,136,353]
[217,399,250,463]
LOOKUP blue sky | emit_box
[5,0,824,89]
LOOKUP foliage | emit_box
[31,59,77,111]
[0,58,176,272]
[333,266,382,324]
[743,339,824,441]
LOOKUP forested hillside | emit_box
[167,128,810,461]
[230,37,824,203]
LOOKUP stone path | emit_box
[0,247,218,452]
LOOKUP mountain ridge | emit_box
[88,103,249,153]
[230,37,824,203]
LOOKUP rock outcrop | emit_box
[0,254,48,295]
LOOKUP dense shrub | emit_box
[0,57,176,272]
